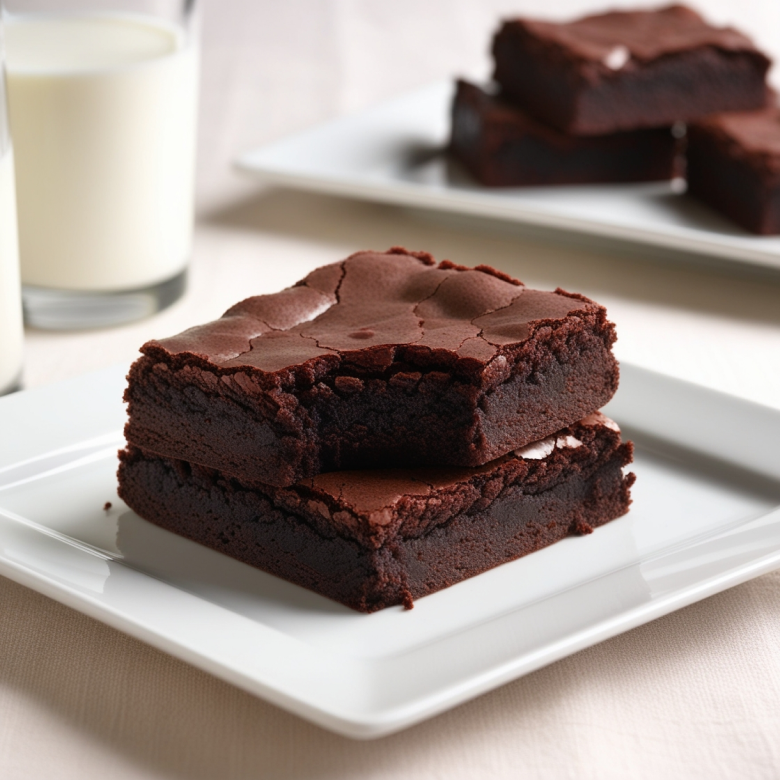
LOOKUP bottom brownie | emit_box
[117,413,634,613]
[449,80,678,187]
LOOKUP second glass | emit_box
[0,16,23,393]
[2,0,199,329]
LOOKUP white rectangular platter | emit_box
[236,81,780,272]
[0,364,779,739]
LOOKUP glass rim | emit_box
[0,0,200,27]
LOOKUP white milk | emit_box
[0,147,23,391]
[4,14,198,291]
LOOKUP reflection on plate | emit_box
[236,81,780,272]
[0,364,779,738]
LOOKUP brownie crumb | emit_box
[103,501,112,511]
[402,589,415,611]
[574,520,594,535]
[386,246,435,265]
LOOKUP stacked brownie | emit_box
[687,107,780,235]
[450,4,776,226]
[118,248,635,612]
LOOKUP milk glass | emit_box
[1,0,199,329]
[0,20,23,394]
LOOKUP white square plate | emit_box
[0,365,779,738]
[236,81,780,272]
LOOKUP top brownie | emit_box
[124,248,619,486]
[492,4,770,135]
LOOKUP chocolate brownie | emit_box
[687,106,780,234]
[492,5,770,135]
[118,413,635,612]
[450,79,679,186]
[124,249,620,487]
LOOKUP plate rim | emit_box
[235,80,780,271]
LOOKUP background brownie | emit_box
[492,5,770,135]
[450,79,679,186]
[687,107,780,235]
[124,249,620,487]
[118,414,635,613]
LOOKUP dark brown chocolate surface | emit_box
[510,5,759,66]
[687,107,780,234]
[449,80,679,187]
[118,414,635,612]
[492,5,770,135]
[125,249,620,486]
[147,249,576,371]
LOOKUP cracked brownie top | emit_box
[141,247,606,381]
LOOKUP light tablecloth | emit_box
[3,1,780,776]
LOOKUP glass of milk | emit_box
[1,0,199,329]
[0,20,24,393]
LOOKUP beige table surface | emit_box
[3,0,780,777]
